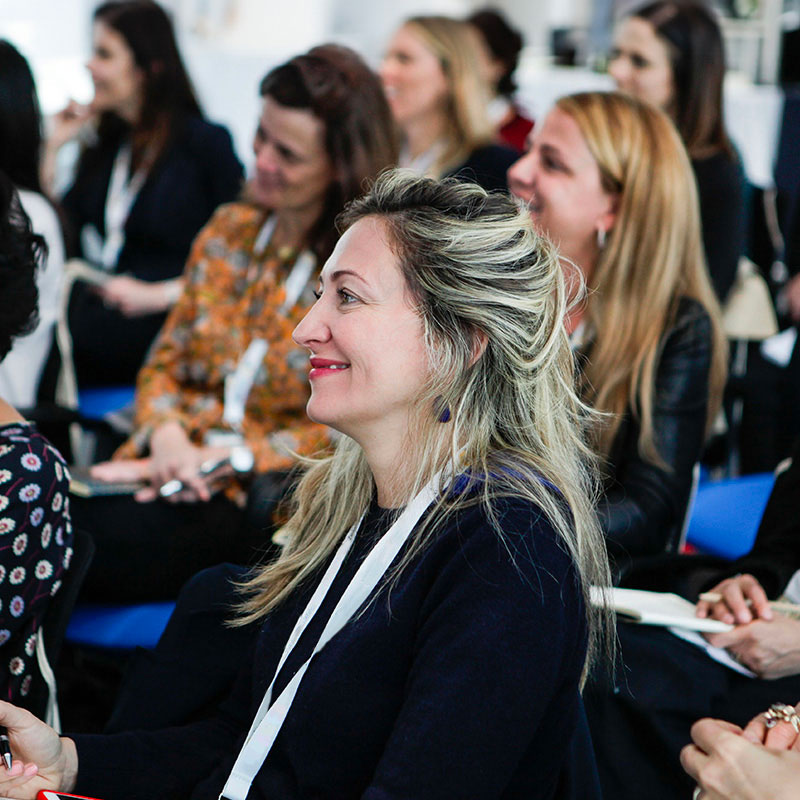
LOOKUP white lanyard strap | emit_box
[101,143,148,270]
[219,475,441,800]
[222,339,269,431]
[221,217,316,430]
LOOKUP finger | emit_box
[742,715,769,744]
[722,582,753,625]
[181,474,210,503]
[741,577,772,621]
[703,627,743,649]
[679,743,707,782]
[690,718,741,753]
[764,719,800,750]
[90,459,148,482]
[134,487,158,503]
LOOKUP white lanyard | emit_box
[101,143,148,270]
[219,474,442,800]
[221,216,316,431]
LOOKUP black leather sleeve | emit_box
[598,299,713,562]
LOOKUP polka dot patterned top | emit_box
[0,422,73,707]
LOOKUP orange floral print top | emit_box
[115,202,329,504]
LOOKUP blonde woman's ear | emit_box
[470,329,489,365]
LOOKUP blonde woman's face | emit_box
[507,108,617,273]
[380,26,449,129]
[293,216,428,446]
[608,17,675,111]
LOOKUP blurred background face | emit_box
[507,107,616,271]
[250,95,334,217]
[87,20,144,119]
[380,25,449,129]
[608,17,675,111]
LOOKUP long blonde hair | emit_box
[403,16,495,177]
[237,170,613,679]
[557,91,727,463]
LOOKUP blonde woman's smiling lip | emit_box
[309,356,350,379]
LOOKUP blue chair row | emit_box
[66,601,175,650]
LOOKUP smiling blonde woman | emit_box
[0,171,612,800]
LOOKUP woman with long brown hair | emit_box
[509,91,727,571]
[608,0,746,304]
[44,0,243,386]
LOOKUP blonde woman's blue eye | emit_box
[338,288,357,304]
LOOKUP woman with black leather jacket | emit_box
[509,91,728,574]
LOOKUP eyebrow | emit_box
[320,269,368,285]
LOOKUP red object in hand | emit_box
[37,792,106,800]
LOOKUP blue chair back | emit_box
[66,602,175,650]
[685,472,775,559]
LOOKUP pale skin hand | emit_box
[49,100,95,149]
[90,422,231,504]
[99,276,183,317]
[0,700,78,798]
[704,615,800,679]
[139,421,230,503]
[681,718,800,800]
[696,574,773,625]
[41,100,96,195]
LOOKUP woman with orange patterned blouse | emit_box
[70,45,398,601]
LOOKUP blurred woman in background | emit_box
[44,0,243,387]
[71,44,398,603]
[509,91,727,573]
[467,7,534,153]
[0,41,65,409]
[609,0,746,304]
[380,15,518,192]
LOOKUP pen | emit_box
[0,725,11,770]
[698,593,800,616]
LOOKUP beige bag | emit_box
[722,257,779,341]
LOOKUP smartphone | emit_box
[36,792,106,800]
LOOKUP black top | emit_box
[692,150,747,305]
[446,143,519,193]
[592,298,713,567]
[63,115,244,385]
[73,493,592,799]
